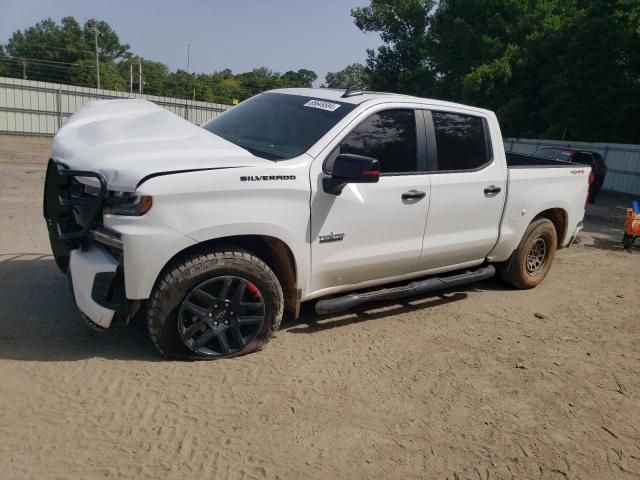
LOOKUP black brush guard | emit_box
[43,159,107,272]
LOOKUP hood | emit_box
[51,99,265,191]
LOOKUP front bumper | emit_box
[68,246,120,328]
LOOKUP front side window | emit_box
[432,112,489,171]
[203,93,356,160]
[327,109,417,174]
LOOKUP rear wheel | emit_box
[623,234,633,250]
[499,218,558,289]
[146,248,284,360]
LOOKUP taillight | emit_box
[585,171,595,206]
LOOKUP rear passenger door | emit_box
[418,110,506,271]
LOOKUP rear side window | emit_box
[328,109,417,174]
[432,112,489,171]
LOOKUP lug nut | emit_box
[213,321,218,326]
[229,310,235,316]
[213,304,218,308]
[224,319,230,325]
[208,313,213,318]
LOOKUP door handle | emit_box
[402,190,426,200]
[484,185,502,195]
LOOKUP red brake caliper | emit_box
[246,282,262,299]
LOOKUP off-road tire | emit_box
[499,218,558,289]
[146,248,284,360]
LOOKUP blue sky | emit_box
[0,0,380,84]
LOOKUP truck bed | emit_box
[488,153,589,262]
[506,152,575,168]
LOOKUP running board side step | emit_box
[315,265,496,315]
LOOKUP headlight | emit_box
[104,192,153,216]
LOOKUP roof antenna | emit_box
[341,84,364,98]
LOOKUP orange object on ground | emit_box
[623,207,640,249]
[626,208,640,236]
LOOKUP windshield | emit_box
[534,148,572,161]
[202,92,356,160]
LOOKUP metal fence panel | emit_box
[0,76,230,136]
[505,138,640,196]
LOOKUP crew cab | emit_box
[43,88,588,360]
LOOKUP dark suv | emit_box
[533,148,608,203]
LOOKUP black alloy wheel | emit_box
[178,276,265,357]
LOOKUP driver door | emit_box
[309,107,431,294]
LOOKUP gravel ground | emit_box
[1,134,639,480]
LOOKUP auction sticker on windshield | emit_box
[304,99,341,112]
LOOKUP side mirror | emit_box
[323,153,380,195]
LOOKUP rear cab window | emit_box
[573,152,595,165]
[533,149,573,162]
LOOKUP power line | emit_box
[2,56,94,68]
[1,55,319,99]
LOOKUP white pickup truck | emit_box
[43,88,588,360]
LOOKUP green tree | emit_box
[352,0,640,143]
[0,46,9,77]
[6,17,87,64]
[69,59,126,91]
[280,68,318,87]
[211,70,243,103]
[83,19,130,62]
[118,57,169,95]
[237,67,281,96]
[352,0,436,93]
[5,16,130,85]
[325,63,369,88]
[3,15,323,106]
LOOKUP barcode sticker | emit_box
[304,99,341,112]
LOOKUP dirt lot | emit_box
[1,134,639,480]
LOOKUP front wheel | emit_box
[498,218,558,289]
[146,249,284,360]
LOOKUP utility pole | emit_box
[186,43,191,100]
[138,60,143,94]
[129,63,133,93]
[92,24,101,89]
[21,59,27,79]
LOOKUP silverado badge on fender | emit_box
[240,175,296,181]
